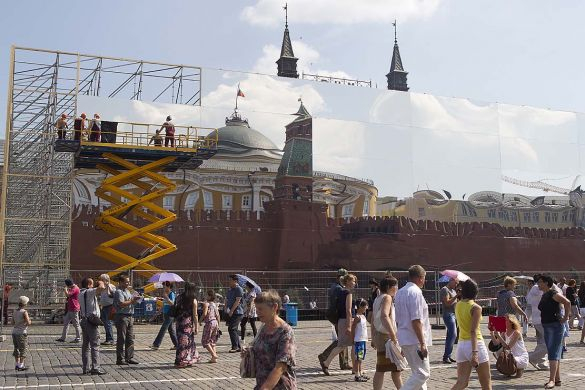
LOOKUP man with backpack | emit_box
[318,268,352,374]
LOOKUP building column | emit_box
[252,183,263,212]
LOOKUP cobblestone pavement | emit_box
[1,320,585,389]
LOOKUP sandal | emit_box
[544,381,555,389]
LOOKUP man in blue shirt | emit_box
[150,282,178,350]
[226,275,244,352]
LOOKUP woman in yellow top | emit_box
[452,279,492,390]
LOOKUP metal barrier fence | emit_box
[2,268,584,325]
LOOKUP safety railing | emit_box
[57,119,218,151]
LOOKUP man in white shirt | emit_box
[526,274,548,370]
[395,265,432,390]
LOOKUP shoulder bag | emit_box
[496,348,517,376]
[84,290,104,326]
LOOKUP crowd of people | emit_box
[6,268,585,389]
[55,113,176,147]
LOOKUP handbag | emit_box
[240,345,256,378]
[496,348,517,376]
[488,340,503,353]
[83,289,104,326]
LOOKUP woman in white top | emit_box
[372,276,403,390]
[490,314,529,377]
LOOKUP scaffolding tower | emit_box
[0,46,203,307]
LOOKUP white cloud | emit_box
[253,40,352,79]
[241,0,442,27]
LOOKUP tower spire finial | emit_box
[393,19,397,43]
[284,3,288,28]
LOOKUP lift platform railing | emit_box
[59,119,218,150]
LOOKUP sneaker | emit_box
[126,359,139,365]
[448,357,456,363]
[149,345,159,350]
[228,348,241,353]
[90,368,106,375]
[55,338,65,342]
[443,358,452,364]
[355,376,368,382]
[101,340,114,346]
[70,338,80,343]
[16,366,29,371]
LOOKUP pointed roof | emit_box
[280,26,296,59]
[291,101,311,123]
[389,42,405,72]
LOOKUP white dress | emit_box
[504,331,529,369]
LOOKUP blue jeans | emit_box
[153,312,177,348]
[100,305,114,342]
[227,314,243,350]
[543,321,564,361]
[443,312,457,359]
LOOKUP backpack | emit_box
[326,285,340,325]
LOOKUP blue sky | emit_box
[2,0,585,114]
[2,1,585,198]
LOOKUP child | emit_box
[13,296,31,371]
[352,298,369,382]
[201,290,220,363]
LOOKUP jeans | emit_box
[443,312,457,359]
[114,314,135,362]
[81,319,101,371]
[401,344,431,390]
[543,321,564,361]
[100,305,114,342]
[227,314,243,350]
[240,317,257,340]
[61,311,81,340]
[153,313,177,348]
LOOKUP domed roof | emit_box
[208,111,281,160]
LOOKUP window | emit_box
[185,192,199,209]
[461,204,468,216]
[488,209,496,218]
[523,212,531,223]
[342,204,355,218]
[570,210,576,222]
[552,213,558,223]
[533,212,540,223]
[163,196,174,210]
[242,195,251,209]
[469,208,477,217]
[418,207,426,218]
[222,194,233,210]
[363,199,370,216]
[203,191,213,210]
[510,212,517,222]
[562,211,569,222]
[544,212,551,223]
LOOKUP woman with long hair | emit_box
[174,282,200,368]
[538,274,571,389]
[489,314,529,377]
[452,279,492,390]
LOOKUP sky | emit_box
[2,0,585,198]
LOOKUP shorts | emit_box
[354,341,366,361]
[12,334,27,359]
[455,339,489,364]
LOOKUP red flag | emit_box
[237,88,245,98]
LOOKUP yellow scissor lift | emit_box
[56,122,218,292]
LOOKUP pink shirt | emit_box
[67,285,80,312]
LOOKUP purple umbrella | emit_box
[236,274,261,294]
[148,272,184,283]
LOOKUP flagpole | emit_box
[235,83,239,112]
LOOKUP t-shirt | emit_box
[496,289,516,316]
[163,291,176,315]
[354,314,368,342]
[337,289,350,319]
[395,282,432,347]
[539,290,560,324]
[80,288,100,318]
[12,308,28,335]
[226,286,244,316]
[114,288,134,315]
[163,121,175,136]
[440,286,457,314]
[66,285,80,312]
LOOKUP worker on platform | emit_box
[88,114,101,142]
[55,113,69,140]
[74,113,87,141]
[149,129,163,147]
[161,115,175,147]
